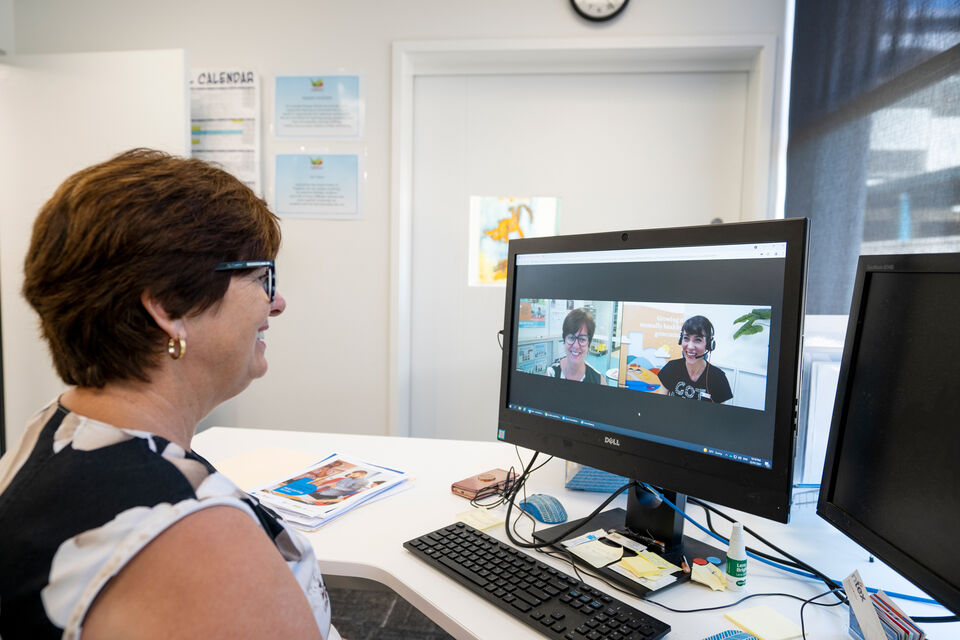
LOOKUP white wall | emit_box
[0,0,12,55]
[7,0,789,438]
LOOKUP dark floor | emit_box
[327,576,454,640]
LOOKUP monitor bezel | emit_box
[497,219,808,523]
[817,252,960,616]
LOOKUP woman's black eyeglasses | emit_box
[215,260,276,302]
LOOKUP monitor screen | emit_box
[497,219,808,523]
[818,254,960,617]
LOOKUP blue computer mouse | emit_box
[518,494,568,524]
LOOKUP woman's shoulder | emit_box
[546,360,563,377]
[584,362,603,376]
[709,362,731,381]
[0,405,274,637]
[1,406,201,523]
[81,506,329,639]
[583,363,605,384]
[659,359,682,374]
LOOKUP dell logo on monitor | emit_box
[604,436,621,447]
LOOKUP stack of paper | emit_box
[561,529,682,592]
[251,453,409,530]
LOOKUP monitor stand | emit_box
[532,484,725,598]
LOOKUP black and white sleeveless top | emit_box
[546,359,604,384]
[0,402,331,639]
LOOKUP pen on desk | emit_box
[682,555,691,574]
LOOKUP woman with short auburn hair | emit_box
[546,307,605,385]
[0,149,333,639]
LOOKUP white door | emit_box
[410,71,748,440]
[0,50,189,451]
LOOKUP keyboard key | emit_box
[511,600,532,613]
[527,586,549,600]
[438,555,488,587]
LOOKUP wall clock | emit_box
[570,0,629,22]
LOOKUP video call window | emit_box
[516,298,771,411]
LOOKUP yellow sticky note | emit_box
[619,555,661,578]
[638,550,683,574]
[724,605,802,640]
[569,539,624,569]
[691,562,727,591]
[456,507,503,531]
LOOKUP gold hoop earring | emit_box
[167,336,186,360]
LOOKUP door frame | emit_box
[389,36,780,436]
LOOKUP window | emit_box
[786,0,960,314]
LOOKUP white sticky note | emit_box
[568,539,624,568]
[562,528,607,548]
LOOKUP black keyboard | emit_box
[403,522,670,639]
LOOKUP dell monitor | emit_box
[497,218,808,595]
[817,253,960,617]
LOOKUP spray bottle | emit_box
[725,522,747,591]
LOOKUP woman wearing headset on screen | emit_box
[545,308,605,385]
[656,315,733,403]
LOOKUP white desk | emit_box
[194,427,956,640]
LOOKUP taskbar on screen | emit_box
[507,403,772,469]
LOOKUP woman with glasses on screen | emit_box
[546,308,605,385]
[0,150,333,639]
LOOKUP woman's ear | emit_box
[140,291,186,341]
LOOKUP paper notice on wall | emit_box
[275,75,362,137]
[274,153,360,218]
[190,69,261,196]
